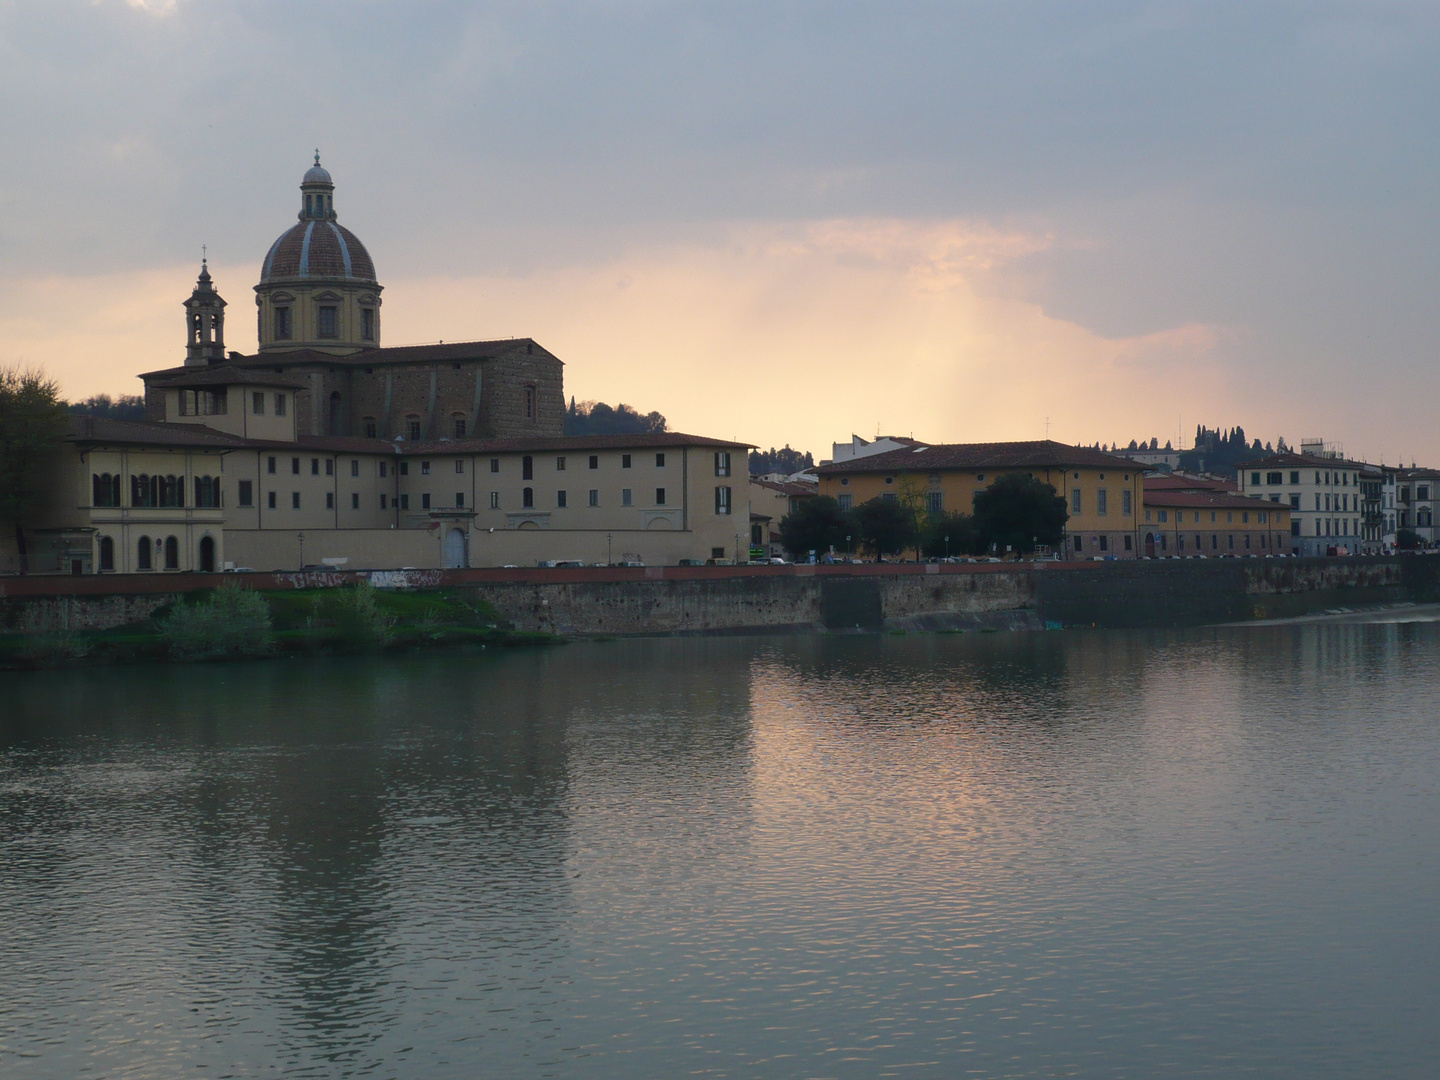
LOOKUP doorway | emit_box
[444,528,467,568]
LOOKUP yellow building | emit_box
[1141,490,1291,557]
[814,440,1147,557]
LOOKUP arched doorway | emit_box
[1144,532,1156,558]
[199,535,216,573]
[137,536,152,571]
[164,536,179,570]
[444,528,467,568]
[99,536,114,572]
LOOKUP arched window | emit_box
[522,487,534,508]
[98,536,114,572]
[198,535,216,573]
[522,455,534,480]
[137,536,152,571]
[93,473,120,507]
[164,536,179,570]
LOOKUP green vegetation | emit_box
[0,366,69,573]
[161,583,274,661]
[0,584,560,669]
[778,495,852,557]
[853,497,920,559]
[564,398,667,436]
[971,472,1068,555]
[65,393,147,422]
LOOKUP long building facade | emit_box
[5,159,750,574]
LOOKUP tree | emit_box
[749,445,815,475]
[777,495,851,557]
[0,367,68,573]
[920,511,981,558]
[1395,528,1423,551]
[564,398,667,436]
[854,497,920,560]
[67,394,147,422]
[972,472,1067,554]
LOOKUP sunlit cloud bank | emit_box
[0,220,1236,454]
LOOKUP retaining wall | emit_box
[3,557,1438,636]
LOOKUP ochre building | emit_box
[814,440,1147,557]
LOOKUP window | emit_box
[380,494,388,509]
[882,492,898,503]
[361,308,375,341]
[275,393,286,417]
[524,385,536,420]
[885,476,895,485]
[656,488,667,505]
[325,459,334,477]
[523,487,534,508]
[589,455,599,469]
[194,476,221,508]
[838,494,852,512]
[1421,486,1431,501]
[1259,510,1268,523]
[622,488,633,506]
[622,454,632,469]
[291,492,300,509]
[311,458,320,476]
[522,455,534,480]
[164,536,178,570]
[715,452,731,477]
[379,461,388,478]
[97,535,114,572]
[422,493,431,509]
[1267,471,1283,485]
[1074,536,1083,552]
[156,475,184,508]
[712,547,727,559]
[1121,489,1132,516]
[1071,489,1082,515]
[1124,535,1133,551]
[399,494,409,510]
[557,490,567,507]
[238,480,253,507]
[490,458,499,473]
[456,493,464,507]
[274,307,292,340]
[1290,471,1300,484]
[656,453,666,467]
[92,473,121,507]
[927,491,943,515]
[267,456,277,474]
[715,486,732,514]
[455,459,464,474]
[253,392,265,415]
[268,491,277,509]
[136,536,152,570]
[399,462,409,476]
[1099,536,1109,551]
[407,419,421,441]
[453,416,466,438]
[363,417,377,438]
[1096,489,1108,516]
[421,461,431,476]
[589,489,599,507]
[1242,511,1250,523]
[490,491,499,509]
[1291,520,1301,537]
[317,305,338,338]
[326,491,335,510]
[1250,472,1261,487]
[1159,510,1168,523]
[1290,494,1301,509]
[351,492,359,510]
[292,457,300,475]
[1245,534,1252,549]
[556,456,566,471]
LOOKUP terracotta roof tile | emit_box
[814,439,1144,475]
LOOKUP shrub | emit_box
[162,583,273,661]
[331,581,396,645]
[20,628,90,665]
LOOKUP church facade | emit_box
[7,160,749,575]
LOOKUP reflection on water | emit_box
[2,625,1439,1077]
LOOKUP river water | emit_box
[3,618,1439,1078]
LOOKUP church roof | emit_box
[260,219,377,284]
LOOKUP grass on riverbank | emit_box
[0,585,560,669]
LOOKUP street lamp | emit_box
[944,535,950,559]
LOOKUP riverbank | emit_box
[4,555,1439,668]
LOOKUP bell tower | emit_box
[184,255,227,366]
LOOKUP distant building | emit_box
[1394,468,1440,547]
[1141,480,1291,558]
[814,440,1146,558]
[748,478,817,555]
[822,434,924,465]
[1235,447,1379,555]
[1116,444,1180,472]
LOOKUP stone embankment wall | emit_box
[3,557,1438,637]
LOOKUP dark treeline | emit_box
[65,394,147,422]
[749,446,814,475]
[563,398,667,437]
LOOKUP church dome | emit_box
[260,220,377,283]
[259,156,377,284]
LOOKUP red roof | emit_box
[814,439,1143,475]
[1144,491,1287,511]
[1144,473,1237,493]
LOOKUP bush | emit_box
[162,583,273,661]
[921,512,982,558]
[331,581,396,645]
[19,628,90,665]
[854,496,920,559]
[778,495,852,558]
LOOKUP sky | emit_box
[1,0,1437,463]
